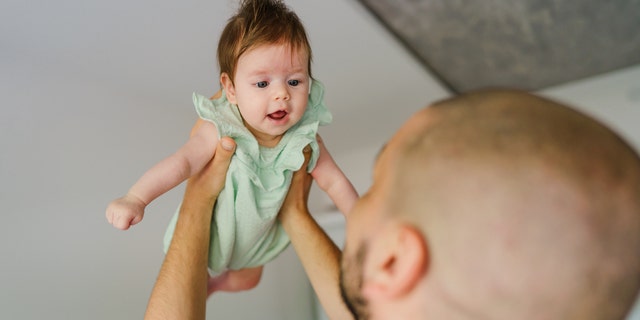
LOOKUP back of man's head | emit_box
[391,89,640,319]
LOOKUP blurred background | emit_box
[1,0,639,319]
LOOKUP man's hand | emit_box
[145,137,236,320]
[279,146,313,224]
[279,145,353,320]
[183,136,236,206]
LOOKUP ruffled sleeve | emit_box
[192,91,265,168]
[307,79,333,126]
[191,79,333,192]
[275,79,332,175]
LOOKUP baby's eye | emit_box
[288,79,300,86]
[256,81,268,88]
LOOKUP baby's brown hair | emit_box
[218,0,313,83]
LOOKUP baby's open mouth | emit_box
[268,110,288,120]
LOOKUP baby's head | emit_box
[217,0,313,146]
[218,0,312,83]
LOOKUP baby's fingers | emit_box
[106,209,113,225]
[106,207,137,230]
[129,214,143,227]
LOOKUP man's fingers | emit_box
[293,144,313,193]
[208,136,236,175]
[191,137,236,198]
[303,144,311,164]
[294,145,312,179]
[279,145,313,222]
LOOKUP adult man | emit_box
[146,89,640,320]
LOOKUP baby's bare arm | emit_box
[311,135,359,216]
[106,120,218,230]
[128,121,219,205]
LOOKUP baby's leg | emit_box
[207,266,264,296]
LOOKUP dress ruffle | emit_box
[192,79,332,191]
[165,79,332,272]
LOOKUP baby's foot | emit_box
[207,266,263,296]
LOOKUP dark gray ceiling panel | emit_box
[358,0,640,92]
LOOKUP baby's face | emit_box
[227,43,310,147]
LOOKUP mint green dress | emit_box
[163,80,332,272]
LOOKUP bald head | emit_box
[389,90,640,319]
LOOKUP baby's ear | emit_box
[220,73,237,104]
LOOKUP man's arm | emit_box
[279,147,353,320]
[144,137,236,320]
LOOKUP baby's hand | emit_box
[106,194,146,230]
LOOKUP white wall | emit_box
[0,0,446,319]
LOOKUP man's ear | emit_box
[361,224,428,301]
[220,73,237,104]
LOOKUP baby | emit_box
[106,0,358,295]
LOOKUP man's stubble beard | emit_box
[339,243,370,320]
